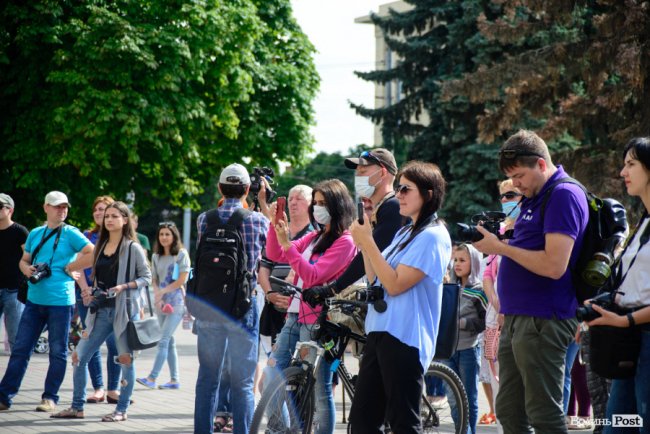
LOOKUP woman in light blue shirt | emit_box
[349,161,452,433]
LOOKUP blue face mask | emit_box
[501,201,520,219]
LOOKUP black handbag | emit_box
[124,242,161,350]
[589,323,641,379]
[433,282,461,360]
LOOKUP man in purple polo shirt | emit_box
[473,130,589,434]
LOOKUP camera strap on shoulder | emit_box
[612,213,650,289]
[31,224,64,267]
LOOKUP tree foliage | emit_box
[352,0,649,225]
[0,0,318,228]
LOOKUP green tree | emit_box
[0,0,318,228]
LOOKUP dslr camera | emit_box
[575,290,623,322]
[457,211,511,243]
[249,167,276,203]
[29,263,52,284]
[88,288,116,314]
[356,285,387,313]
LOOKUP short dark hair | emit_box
[623,137,650,171]
[499,130,552,173]
[219,183,248,199]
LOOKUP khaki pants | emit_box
[495,315,578,434]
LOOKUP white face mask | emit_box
[312,205,331,225]
[354,168,382,199]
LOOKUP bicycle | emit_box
[250,278,469,433]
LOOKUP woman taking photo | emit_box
[264,179,357,434]
[348,161,452,433]
[52,201,151,422]
[75,195,122,404]
[587,137,650,433]
[137,221,190,390]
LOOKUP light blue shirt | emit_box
[25,224,90,306]
[365,223,452,371]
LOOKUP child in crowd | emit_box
[444,243,487,434]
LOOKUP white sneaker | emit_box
[35,399,56,412]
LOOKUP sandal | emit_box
[86,389,105,403]
[51,407,84,419]
[214,416,229,433]
[101,411,127,422]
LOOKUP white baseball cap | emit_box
[219,164,250,185]
[44,191,70,207]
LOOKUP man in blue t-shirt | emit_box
[473,130,588,434]
[0,191,94,414]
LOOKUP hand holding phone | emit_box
[275,196,287,225]
[357,201,365,225]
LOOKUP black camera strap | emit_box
[613,213,650,289]
[31,224,64,268]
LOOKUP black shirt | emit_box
[94,250,119,291]
[335,196,406,291]
[0,222,29,289]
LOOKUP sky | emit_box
[291,0,385,156]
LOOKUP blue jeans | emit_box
[425,374,445,397]
[149,306,183,381]
[76,298,120,391]
[0,301,72,406]
[0,288,24,351]
[563,340,579,413]
[72,307,136,413]
[194,302,259,434]
[443,346,480,434]
[215,355,231,417]
[604,326,650,434]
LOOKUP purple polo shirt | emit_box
[497,166,589,319]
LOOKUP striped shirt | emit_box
[196,198,269,286]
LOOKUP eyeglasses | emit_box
[360,151,385,169]
[158,221,176,227]
[498,149,545,159]
[394,184,414,196]
[500,191,523,200]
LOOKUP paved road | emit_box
[0,325,504,433]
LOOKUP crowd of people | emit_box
[0,131,648,434]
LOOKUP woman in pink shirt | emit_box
[264,179,356,434]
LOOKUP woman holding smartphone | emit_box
[52,201,151,422]
[348,161,452,433]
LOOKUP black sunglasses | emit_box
[499,149,545,160]
[394,184,414,195]
[158,221,176,227]
[360,151,385,169]
[500,191,522,200]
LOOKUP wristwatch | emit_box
[627,312,636,328]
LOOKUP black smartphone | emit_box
[357,201,364,224]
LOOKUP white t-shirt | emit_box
[618,217,650,308]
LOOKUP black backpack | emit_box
[541,177,628,303]
[186,207,252,320]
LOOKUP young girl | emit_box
[446,243,487,434]
[52,201,151,422]
[137,221,190,390]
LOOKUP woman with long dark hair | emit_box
[587,137,650,433]
[52,201,151,422]
[137,221,190,390]
[75,195,122,404]
[264,179,357,434]
[348,161,452,433]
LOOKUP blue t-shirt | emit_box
[365,223,452,371]
[498,166,589,319]
[25,224,91,306]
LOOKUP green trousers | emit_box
[495,315,578,434]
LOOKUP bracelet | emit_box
[627,312,636,328]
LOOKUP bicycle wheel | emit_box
[251,366,316,433]
[421,363,469,434]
